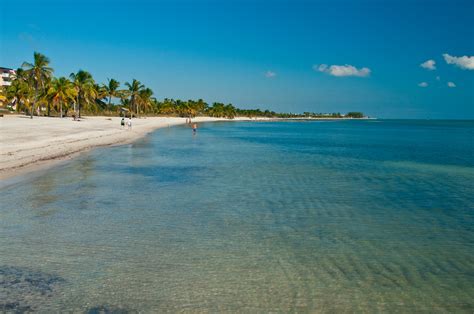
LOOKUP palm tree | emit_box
[92,83,108,113]
[157,98,177,115]
[138,87,154,114]
[70,70,96,118]
[119,97,131,117]
[124,79,144,117]
[5,68,32,113]
[207,102,226,117]
[195,99,208,116]
[104,78,120,107]
[176,99,189,117]
[22,52,54,118]
[48,77,77,118]
[224,104,237,119]
[35,76,54,116]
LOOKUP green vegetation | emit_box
[1,52,365,119]
[21,52,54,119]
[346,112,364,118]
[47,77,77,118]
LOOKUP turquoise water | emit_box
[1,120,473,312]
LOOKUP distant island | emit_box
[0,52,366,120]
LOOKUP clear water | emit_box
[1,120,473,312]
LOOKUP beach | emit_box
[0,115,253,180]
[1,0,472,311]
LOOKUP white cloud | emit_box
[313,64,328,72]
[443,53,474,70]
[447,81,456,88]
[420,59,436,70]
[314,64,371,77]
[265,70,276,78]
[418,82,428,87]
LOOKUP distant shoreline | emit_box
[277,117,375,121]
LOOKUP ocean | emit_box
[1,120,473,312]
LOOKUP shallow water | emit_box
[1,120,473,312]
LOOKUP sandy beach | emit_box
[0,115,242,180]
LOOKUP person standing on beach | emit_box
[127,118,132,130]
[121,117,125,129]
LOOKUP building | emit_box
[0,67,15,108]
[0,67,15,87]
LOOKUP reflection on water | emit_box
[0,120,473,312]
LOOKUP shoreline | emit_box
[0,115,370,181]
[0,115,263,181]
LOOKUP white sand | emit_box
[0,115,247,179]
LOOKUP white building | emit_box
[0,67,16,108]
[0,67,15,87]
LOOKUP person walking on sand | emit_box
[121,117,125,129]
[127,118,132,130]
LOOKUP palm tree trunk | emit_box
[60,101,63,118]
[31,84,38,119]
[78,94,82,118]
[74,94,79,119]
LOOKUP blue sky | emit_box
[1,0,473,118]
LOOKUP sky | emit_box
[1,0,473,118]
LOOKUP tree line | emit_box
[1,52,364,119]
